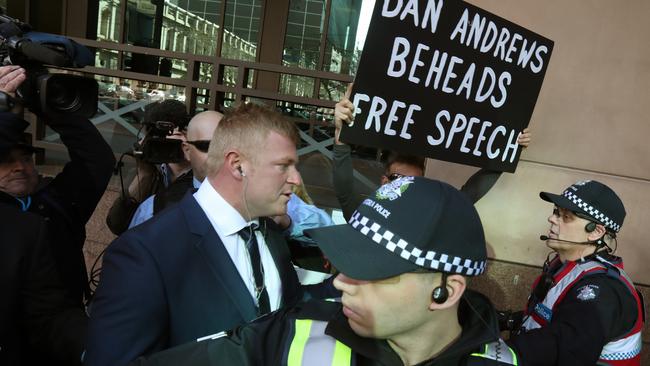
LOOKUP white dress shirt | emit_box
[193,180,282,311]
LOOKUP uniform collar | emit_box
[325,290,499,365]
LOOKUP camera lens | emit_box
[48,79,82,112]
[41,74,99,118]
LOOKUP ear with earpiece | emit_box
[238,166,245,177]
[429,273,466,310]
[586,223,607,244]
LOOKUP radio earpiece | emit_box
[432,273,449,304]
[585,222,596,233]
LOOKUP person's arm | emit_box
[40,113,116,224]
[509,276,638,366]
[128,195,155,229]
[332,89,364,221]
[285,193,334,244]
[460,128,532,203]
[23,216,87,365]
[85,234,168,366]
[332,144,362,222]
[129,307,295,366]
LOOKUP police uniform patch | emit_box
[376,176,415,201]
[576,284,599,301]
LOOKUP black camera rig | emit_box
[0,11,98,117]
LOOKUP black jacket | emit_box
[24,114,114,304]
[508,253,641,366]
[0,201,88,365]
[130,290,516,366]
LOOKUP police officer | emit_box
[508,180,643,365]
[131,177,517,366]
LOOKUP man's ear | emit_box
[181,142,191,162]
[429,274,466,310]
[224,150,243,179]
[587,224,607,242]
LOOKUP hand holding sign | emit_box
[334,83,354,145]
[518,128,532,148]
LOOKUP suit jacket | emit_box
[0,199,87,365]
[85,193,307,366]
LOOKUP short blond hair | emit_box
[205,102,299,175]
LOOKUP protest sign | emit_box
[342,0,554,172]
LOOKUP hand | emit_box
[334,83,354,145]
[517,128,532,148]
[0,65,26,95]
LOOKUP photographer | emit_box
[0,66,89,365]
[0,64,115,306]
[106,99,190,234]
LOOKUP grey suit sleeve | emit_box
[85,234,168,366]
[332,144,364,221]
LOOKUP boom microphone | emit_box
[539,235,596,246]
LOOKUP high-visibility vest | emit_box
[523,256,644,366]
[285,319,518,366]
[286,319,352,366]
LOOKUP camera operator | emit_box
[106,99,190,235]
[127,110,222,229]
[0,65,91,365]
[0,64,115,307]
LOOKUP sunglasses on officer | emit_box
[185,140,210,153]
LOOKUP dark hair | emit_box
[143,99,189,130]
[381,150,426,174]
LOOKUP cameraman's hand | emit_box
[0,65,26,95]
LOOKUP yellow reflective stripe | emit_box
[508,346,518,366]
[470,343,518,366]
[288,319,312,366]
[331,340,352,365]
[470,344,489,358]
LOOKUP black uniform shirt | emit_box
[130,291,515,366]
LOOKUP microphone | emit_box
[539,235,596,246]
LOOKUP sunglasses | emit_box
[386,173,405,182]
[186,140,210,152]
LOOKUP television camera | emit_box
[0,11,98,117]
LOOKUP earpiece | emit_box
[432,273,449,304]
[585,222,596,233]
[238,166,246,177]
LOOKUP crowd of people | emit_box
[0,60,643,366]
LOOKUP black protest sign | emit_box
[342,0,554,172]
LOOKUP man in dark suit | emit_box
[85,103,336,366]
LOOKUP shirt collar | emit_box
[192,176,202,189]
[193,180,259,237]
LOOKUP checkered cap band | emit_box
[348,211,487,276]
[600,349,641,361]
[563,191,622,232]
